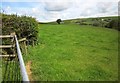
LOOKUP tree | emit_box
[56,19,62,24]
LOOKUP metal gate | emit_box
[0,34,29,82]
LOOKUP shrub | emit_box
[92,20,100,27]
[105,18,119,30]
[2,13,39,45]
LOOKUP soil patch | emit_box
[26,61,33,81]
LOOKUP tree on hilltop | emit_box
[56,19,62,24]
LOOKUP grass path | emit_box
[24,24,119,81]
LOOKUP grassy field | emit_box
[24,23,119,81]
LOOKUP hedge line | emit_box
[1,13,39,45]
[75,17,119,31]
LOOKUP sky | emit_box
[1,0,119,22]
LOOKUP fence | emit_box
[0,34,29,82]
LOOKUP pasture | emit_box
[24,23,119,81]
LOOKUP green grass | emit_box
[24,23,119,81]
[1,59,22,81]
[0,59,2,82]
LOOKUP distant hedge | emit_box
[75,17,119,31]
[105,18,119,31]
[1,13,39,45]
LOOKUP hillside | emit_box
[1,14,119,81]
[24,22,119,81]
[47,16,119,31]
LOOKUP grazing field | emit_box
[24,23,119,81]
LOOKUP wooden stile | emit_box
[0,35,14,38]
[0,45,14,48]
[0,54,16,57]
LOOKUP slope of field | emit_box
[25,23,119,81]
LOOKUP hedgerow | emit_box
[1,13,39,45]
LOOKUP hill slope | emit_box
[25,23,119,81]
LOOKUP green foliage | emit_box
[92,20,101,27]
[61,16,119,31]
[105,18,119,30]
[56,19,62,24]
[24,24,119,81]
[2,13,38,44]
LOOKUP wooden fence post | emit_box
[24,41,27,55]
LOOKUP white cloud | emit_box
[2,0,119,22]
[44,1,73,11]
[2,0,119,2]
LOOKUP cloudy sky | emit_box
[1,0,119,22]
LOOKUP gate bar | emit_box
[14,35,29,81]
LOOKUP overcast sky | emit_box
[1,0,119,22]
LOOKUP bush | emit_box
[105,18,119,30]
[2,13,39,45]
[92,21,100,27]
